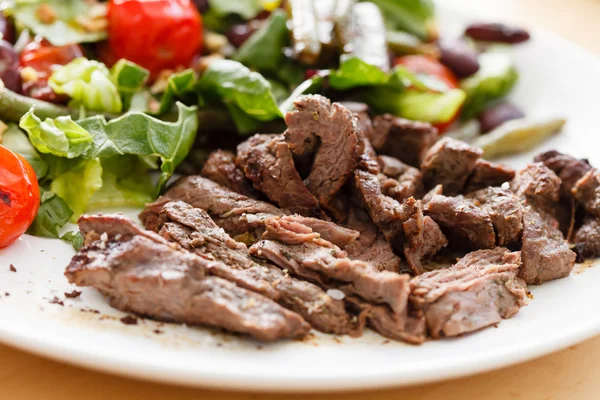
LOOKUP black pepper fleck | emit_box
[49,297,64,306]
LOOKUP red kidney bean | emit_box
[0,40,21,92]
[225,20,263,48]
[479,102,525,133]
[21,80,68,103]
[0,15,15,44]
[438,39,480,78]
[465,23,530,44]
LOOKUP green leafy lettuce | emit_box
[366,0,436,41]
[10,0,107,46]
[49,58,123,114]
[460,51,519,120]
[0,123,48,178]
[110,59,150,111]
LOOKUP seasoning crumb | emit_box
[120,315,138,325]
[256,345,264,350]
[9,264,16,272]
[216,342,223,347]
[526,291,534,299]
[153,329,163,335]
[49,297,64,306]
[64,290,82,299]
[381,340,390,345]
[333,336,342,344]
[4,292,9,297]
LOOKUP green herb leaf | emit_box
[233,9,289,72]
[49,58,122,114]
[329,57,389,90]
[19,108,93,159]
[61,230,84,250]
[0,123,48,178]
[197,59,282,122]
[153,69,197,116]
[27,190,73,238]
[11,0,107,46]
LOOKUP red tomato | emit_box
[395,55,461,133]
[106,0,203,76]
[0,146,40,248]
[20,37,83,81]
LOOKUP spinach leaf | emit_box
[233,9,289,72]
[196,59,282,123]
[27,190,73,238]
[11,0,107,46]
[60,231,84,250]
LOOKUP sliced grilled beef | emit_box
[464,159,515,193]
[236,134,323,217]
[140,176,286,237]
[200,150,258,198]
[345,296,426,344]
[424,194,496,249]
[370,114,437,167]
[352,169,420,251]
[467,187,523,245]
[421,137,483,195]
[67,216,309,341]
[284,95,360,216]
[377,155,424,202]
[410,248,527,339]
[574,217,600,259]
[157,201,353,334]
[250,216,411,316]
[344,207,403,272]
[572,169,600,217]
[403,214,448,275]
[512,164,576,284]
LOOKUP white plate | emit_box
[1,2,600,393]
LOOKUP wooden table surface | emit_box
[2,1,600,399]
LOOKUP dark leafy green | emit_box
[27,190,73,238]
[61,231,84,251]
[329,58,389,90]
[366,0,436,41]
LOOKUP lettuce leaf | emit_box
[207,0,264,19]
[49,158,103,220]
[329,58,389,90]
[49,58,122,114]
[367,0,436,41]
[10,0,107,46]
[153,69,197,115]
[110,59,150,111]
[19,109,92,158]
[0,123,48,178]
[27,190,73,238]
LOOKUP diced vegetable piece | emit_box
[340,2,390,72]
[460,51,519,120]
[472,117,566,159]
[286,0,321,66]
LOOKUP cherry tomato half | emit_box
[106,0,203,77]
[19,37,83,102]
[395,55,461,133]
[0,146,40,248]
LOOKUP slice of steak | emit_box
[157,201,353,334]
[520,204,576,284]
[573,217,600,259]
[140,176,286,237]
[370,114,438,167]
[464,159,515,193]
[352,169,420,251]
[344,207,403,272]
[250,216,412,316]
[200,150,258,198]
[467,187,523,245]
[511,164,576,284]
[67,222,309,341]
[237,134,323,217]
[572,169,600,217]
[410,248,527,339]
[535,151,592,199]
[424,194,496,249]
[284,95,360,215]
[421,137,483,195]
[377,155,424,202]
[345,296,426,344]
[282,215,359,248]
[403,214,448,275]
